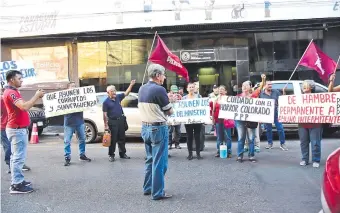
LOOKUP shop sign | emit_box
[180,49,215,63]
[11,46,69,83]
[1,0,339,38]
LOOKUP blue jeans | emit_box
[6,128,28,185]
[265,109,285,145]
[298,127,322,163]
[236,121,256,157]
[216,122,232,154]
[1,130,11,165]
[64,124,86,159]
[141,124,169,200]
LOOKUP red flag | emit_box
[298,42,337,83]
[149,35,189,82]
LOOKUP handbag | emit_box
[102,131,111,147]
[223,119,235,129]
[123,116,128,131]
[245,121,258,129]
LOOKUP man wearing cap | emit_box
[138,64,173,200]
[168,85,182,149]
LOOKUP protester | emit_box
[284,80,322,168]
[244,84,261,153]
[168,85,182,150]
[3,70,44,194]
[236,75,265,163]
[328,73,340,92]
[182,82,203,160]
[208,85,219,99]
[103,80,135,162]
[63,82,92,166]
[178,87,185,96]
[212,85,232,158]
[1,88,31,173]
[260,80,288,151]
[138,64,173,200]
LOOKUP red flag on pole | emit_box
[149,35,189,82]
[298,42,337,83]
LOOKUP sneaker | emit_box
[280,144,288,151]
[266,144,273,149]
[313,162,320,168]
[10,183,34,194]
[22,180,32,186]
[255,146,260,153]
[300,161,307,166]
[215,152,220,158]
[109,156,115,162]
[249,157,256,163]
[22,165,31,171]
[79,154,91,162]
[227,153,232,158]
[64,158,71,166]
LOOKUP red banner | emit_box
[149,35,189,82]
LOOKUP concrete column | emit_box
[65,40,79,86]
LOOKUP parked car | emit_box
[254,80,340,136]
[83,92,207,145]
[319,147,340,213]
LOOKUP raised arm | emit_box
[124,80,136,96]
[252,74,266,98]
[14,90,44,111]
[328,74,340,92]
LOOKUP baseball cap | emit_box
[170,85,179,92]
[213,85,218,89]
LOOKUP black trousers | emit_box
[108,118,126,157]
[184,124,202,155]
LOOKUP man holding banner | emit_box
[63,82,92,166]
[260,81,288,151]
[3,70,44,194]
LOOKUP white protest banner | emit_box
[218,96,275,123]
[43,86,97,118]
[168,98,212,125]
[0,60,36,87]
[278,92,340,123]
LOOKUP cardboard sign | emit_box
[278,92,340,123]
[0,61,36,87]
[168,98,212,125]
[218,96,275,123]
[43,86,97,118]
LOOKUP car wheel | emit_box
[38,129,43,136]
[84,122,97,143]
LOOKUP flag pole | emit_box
[332,55,340,74]
[142,31,158,85]
[287,39,314,81]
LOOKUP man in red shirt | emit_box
[1,89,31,173]
[3,70,44,194]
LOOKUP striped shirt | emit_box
[138,81,172,122]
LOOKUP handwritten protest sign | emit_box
[278,92,340,123]
[168,98,212,125]
[0,61,36,87]
[43,86,97,118]
[218,96,275,123]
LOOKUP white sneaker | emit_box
[300,161,307,166]
[313,162,320,168]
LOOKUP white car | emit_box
[83,92,142,143]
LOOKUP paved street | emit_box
[1,131,339,213]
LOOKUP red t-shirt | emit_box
[3,87,30,128]
[0,95,8,130]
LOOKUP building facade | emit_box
[1,0,340,96]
